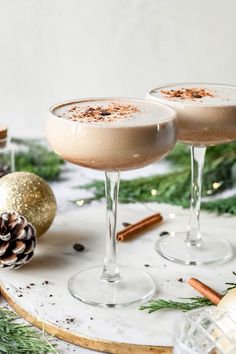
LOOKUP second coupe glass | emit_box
[147,83,236,266]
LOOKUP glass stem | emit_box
[101,171,120,283]
[186,146,206,246]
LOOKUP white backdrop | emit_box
[0,0,236,137]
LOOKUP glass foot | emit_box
[68,265,155,308]
[156,232,232,266]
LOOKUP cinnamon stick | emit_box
[117,213,163,242]
[188,278,223,305]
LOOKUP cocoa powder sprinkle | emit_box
[63,103,139,123]
[160,88,215,100]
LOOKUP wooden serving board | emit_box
[0,203,235,353]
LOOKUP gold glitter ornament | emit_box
[0,172,56,237]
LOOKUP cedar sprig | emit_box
[0,307,56,353]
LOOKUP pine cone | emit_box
[0,212,36,269]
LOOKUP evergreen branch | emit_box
[0,307,56,353]
[12,138,64,181]
[76,175,236,215]
[75,170,191,207]
[202,196,236,215]
[75,142,236,215]
[140,297,212,313]
[225,277,236,291]
[140,272,236,313]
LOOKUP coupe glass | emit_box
[147,83,236,266]
[46,97,177,308]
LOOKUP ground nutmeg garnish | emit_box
[160,87,214,100]
[63,103,139,123]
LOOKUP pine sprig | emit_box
[78,169,190,205]
[76,142,236,215]
[225,271,236,291]
[0,307,56,353]
[202,196,236,215]
[140,297,212,313]
[140,272,236,313]
[12,138,64,181]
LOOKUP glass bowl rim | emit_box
[48,96,177,127]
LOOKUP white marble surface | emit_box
[0,162,236,353]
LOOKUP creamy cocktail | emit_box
[148,83,236,146]
[47,98,176,171]
[46,98,177,307]
[147,83,236,266]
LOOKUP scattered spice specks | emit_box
[159,231,170,237]
[122,222,131,227]
[65,318,75,324]
[73,243,85,252]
